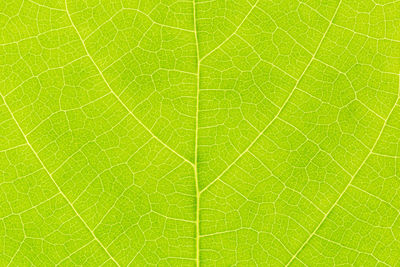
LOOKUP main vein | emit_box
[192,0,201,266]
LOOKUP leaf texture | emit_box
[1,0,400,266]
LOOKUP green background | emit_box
[1,0,400,265]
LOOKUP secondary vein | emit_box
[65,1,194,168]
[0,93,120,266]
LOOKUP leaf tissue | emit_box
[1,0,400,266]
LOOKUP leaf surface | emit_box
[1,0,400,266]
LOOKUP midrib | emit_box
[192,0,201,266]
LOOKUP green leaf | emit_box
[1,0,400,266]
